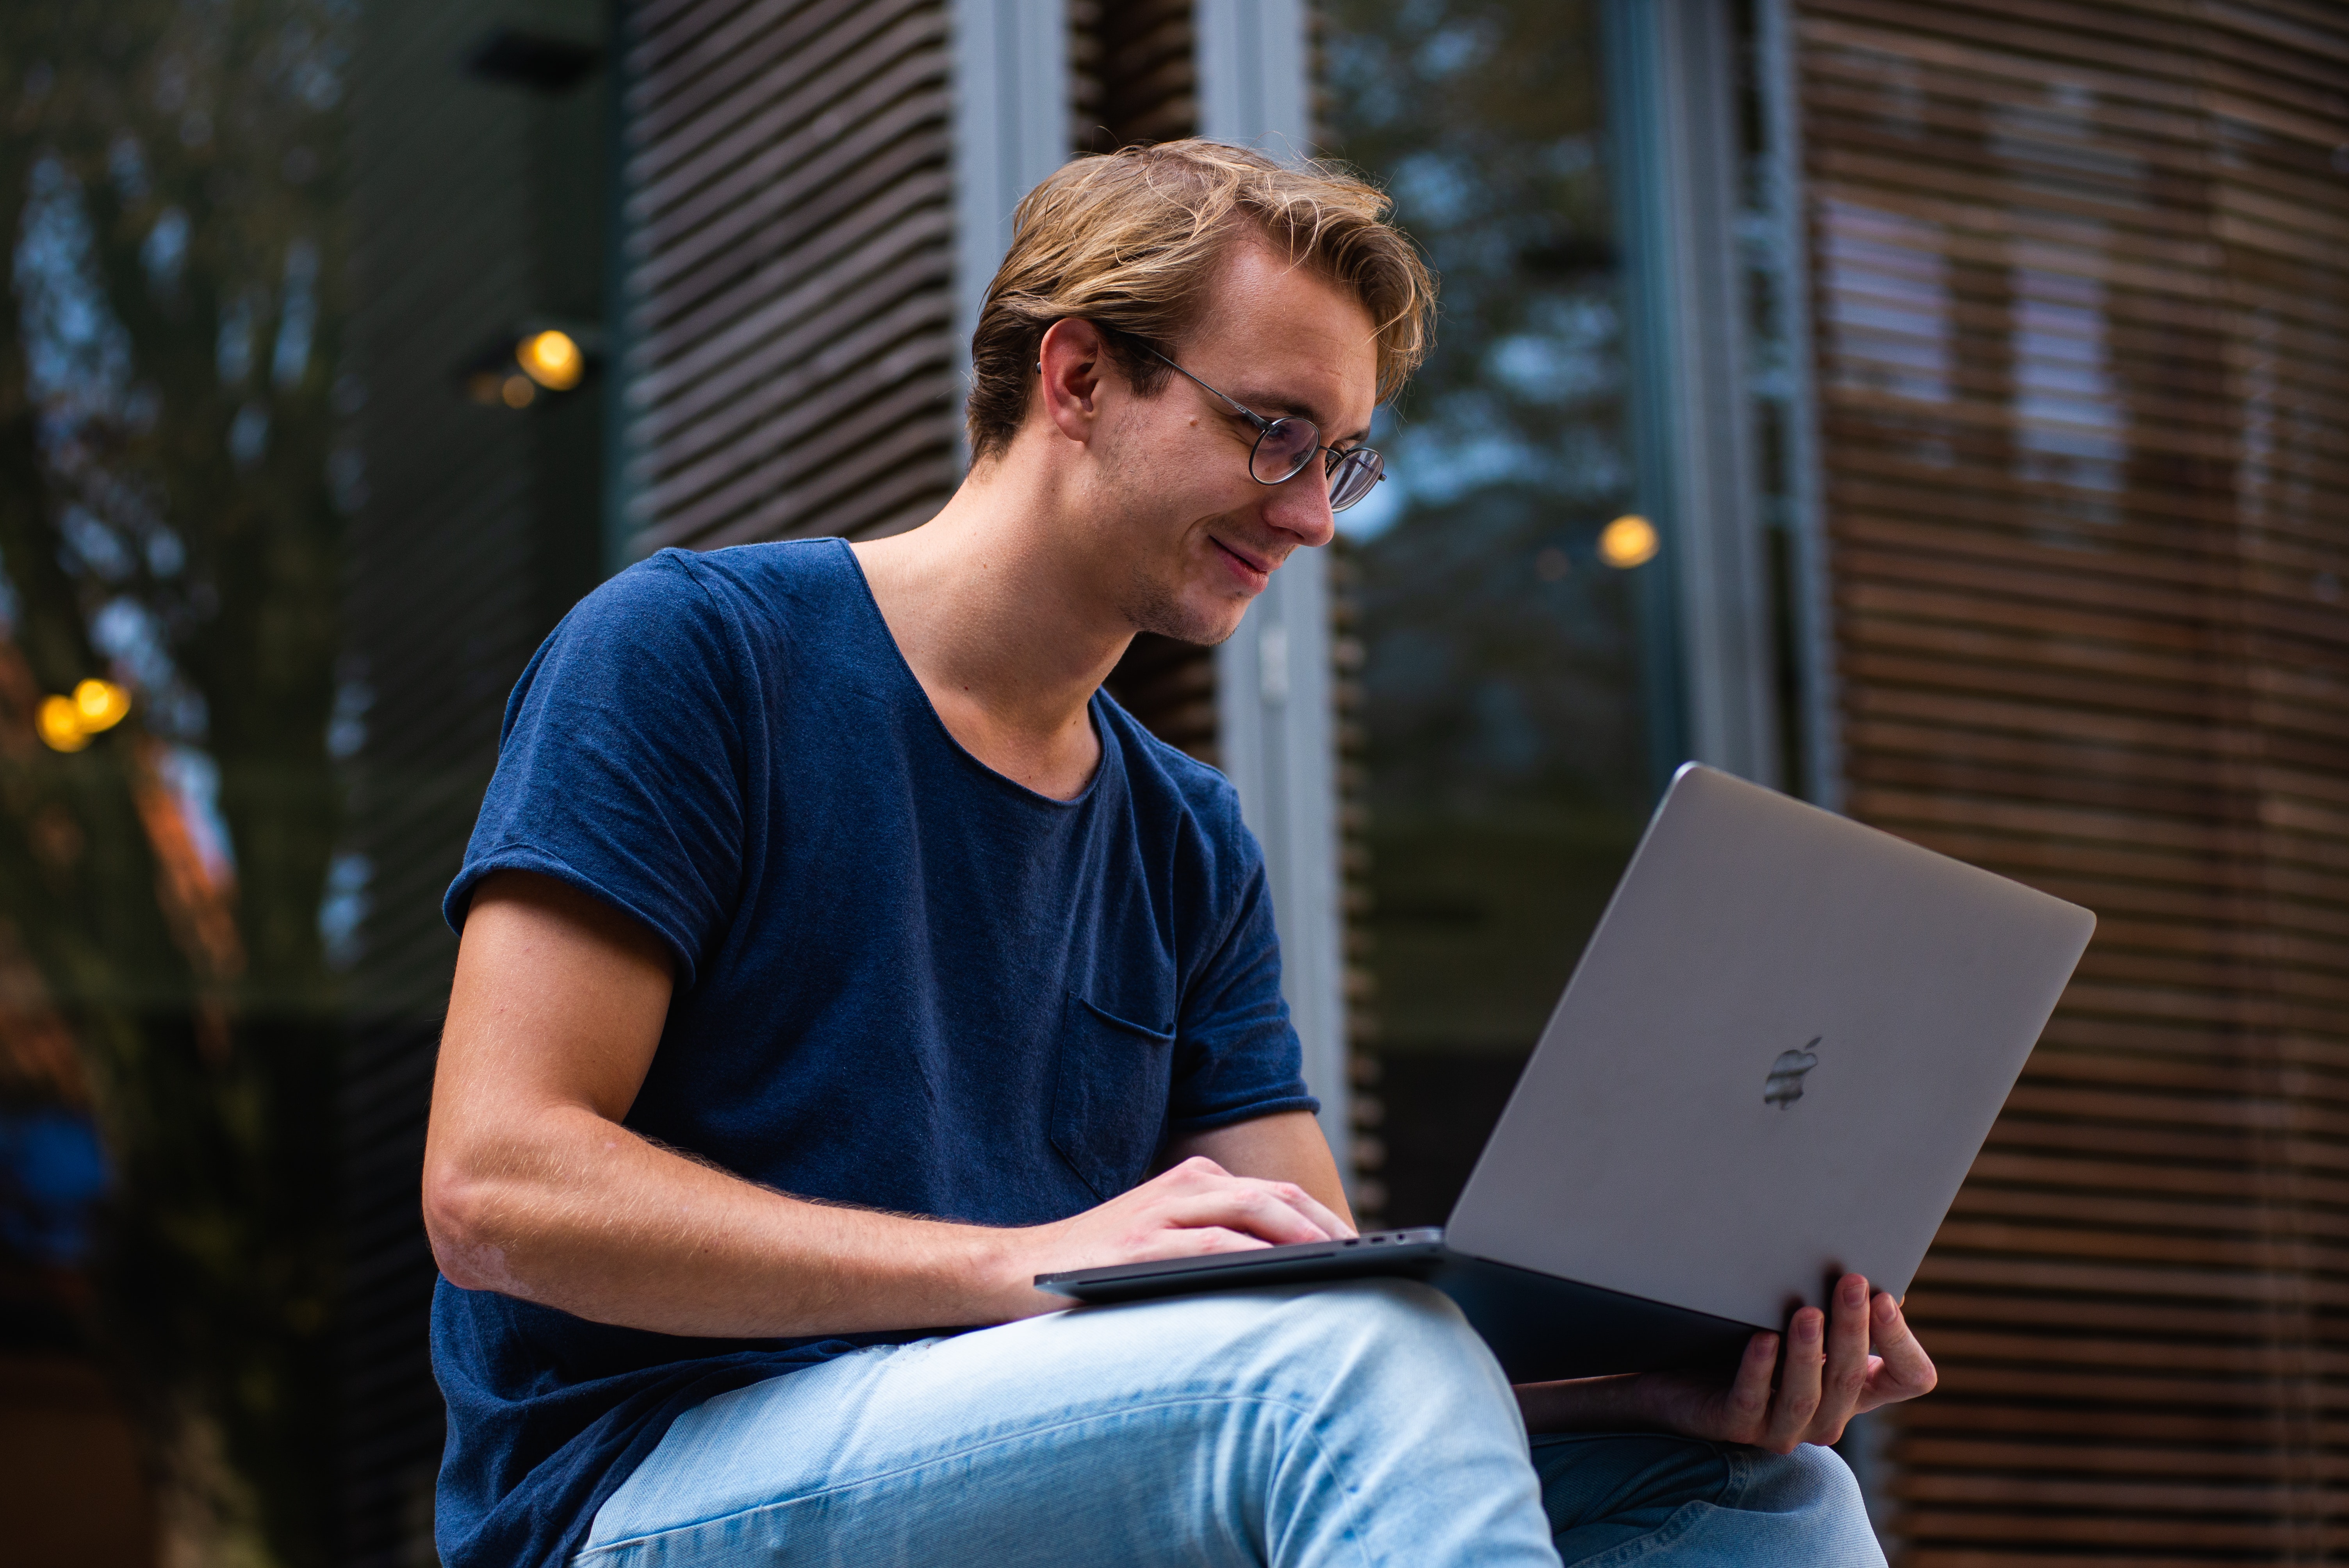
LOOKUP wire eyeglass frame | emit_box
[1129,343,1385,513]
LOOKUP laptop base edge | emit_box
[1428,1251,1756,1383]
[1037,1238,1759,1383]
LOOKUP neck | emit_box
[850,449,1131,799]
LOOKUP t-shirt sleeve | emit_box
[1164,797,1321,1132]
[444,553,749,989]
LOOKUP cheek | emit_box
[1104,427,1233,529]
[1094,398,1268,555]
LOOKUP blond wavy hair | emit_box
[966,139,1436,461]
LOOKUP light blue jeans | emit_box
[580,1281,1884,1567]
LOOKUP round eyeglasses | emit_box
[1131,344,1386,513]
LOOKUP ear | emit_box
[1036,317,1116,445]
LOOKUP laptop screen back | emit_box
[1444,764,2094,1329]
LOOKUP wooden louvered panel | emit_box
[1075,0,1200,152]
[1330,538,1384,1219]
[1082,0,1220,766]
[1795,0,2349,1561]
[1104,631,1219,760]
[617,0,960,551]
[337,2,613,1563]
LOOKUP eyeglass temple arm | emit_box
[1134,343,1273,433]
[1132,337,1370,475]
[1038,336,1268,432]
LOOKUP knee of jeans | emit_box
[1745,1441,1869,1518]
[1256,1279,1504,1392]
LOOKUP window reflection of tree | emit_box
[1324,0,1653,1224]
[0,3,348,1564]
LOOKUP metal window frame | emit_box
[1754,0,1843,811]
[951,0,1071,462]
[1600,0,1783,793]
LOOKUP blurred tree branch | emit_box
[0,3,350,1564]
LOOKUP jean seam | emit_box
[1711,1443,1758,1511]
[1543,1439,1740,1568]
[578,1390,1376,1568]
[1557,1499,1711,1568]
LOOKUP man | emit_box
[422,140,1933,1568]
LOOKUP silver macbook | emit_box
[1037,763,2095,1383]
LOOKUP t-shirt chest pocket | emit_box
[1050,992,1176,1203]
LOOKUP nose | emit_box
[1260,464,1338,551]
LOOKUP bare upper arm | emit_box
[1162,1110,1355,1232]
[423,870,675,1228]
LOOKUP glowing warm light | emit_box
[1598,514,1659,570]
[37,695,91,752]
[501,374,536,408]
[517,330,585,390]
[73,678,130,732]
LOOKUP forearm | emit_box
[426,879,1353,1338]
[426,1105,1046,1338]
[1513,1375,1649,1434]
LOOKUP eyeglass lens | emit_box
[1327,447,1383,512]
[1249,418,1385,513]
[1248,419,1321,486]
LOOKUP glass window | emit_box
[0,1,610,1558]
[1322,0,1665,1225]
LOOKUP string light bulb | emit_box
[73,678,130,732]
[35,679,130,752]
[37,696,89,752]
[1598,515,1660,570]
[516,330,585,391]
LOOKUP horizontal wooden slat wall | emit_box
[614,0,961,553]
[1080,0,1220,765]
[1795,0,2349,1561]
[1072,0,1198,153]
[615,0,1233,746]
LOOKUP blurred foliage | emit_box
[1322,0,1652,1053]
[1322,0,1643,821]
[0,2,351,1564]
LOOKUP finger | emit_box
[1722,1331,1778,1444]
[1812,1275,1872,1440]
[1854,1290,1937,1413]
[1239,1178,1348,1241]
[1764,1307,1826,1453]
[1271,1181,1356,1241]
[1217,1177,1348,1241]
[1158,1155,1234,1185]
[1151,1183,1338,1245]
[1148,1162,1348,1238]
[1128,1224,1272,1262]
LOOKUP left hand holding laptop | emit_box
[1513,1272,1937,1453]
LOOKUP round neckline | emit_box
[828,537,1115,811]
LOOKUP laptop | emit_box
[1036,763,2095,1384]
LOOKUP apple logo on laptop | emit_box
[1764,1038,1821,1108]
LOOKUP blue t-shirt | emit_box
[432,538,1315,1568]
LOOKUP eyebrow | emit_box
[1228,383,1371,447]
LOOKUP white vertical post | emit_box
[1196,0,1352,1182]
[951,0,1071,453]
[1604,0,1781,787]
[1196,0,1311,162]
[1756,0,1843,811]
